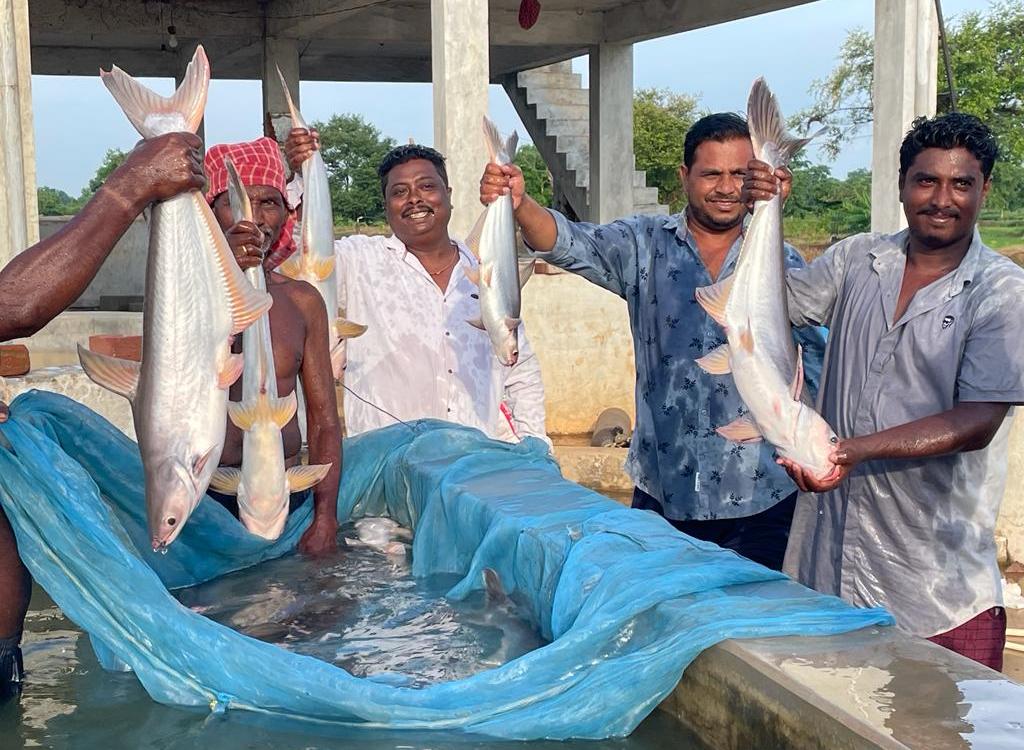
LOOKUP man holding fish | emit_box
[480,108,825,570]
[203,138,342,555]
[282,131,548,443]
[0,133,205,700]
[746,112,1023,670]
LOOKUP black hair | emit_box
[683,113,750,168]
[899,112,999,179]
[378,144,449,196]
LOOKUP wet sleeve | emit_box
[785,237,854,328]
[503,328,550,446]
[783,245,828,400]
[958,278,1024,404]
[527,210,639,299]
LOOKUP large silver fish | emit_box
[208,159,331,540]
[466,117,534,366]
[694,78,837,479]
[78,47,272,551]
[274,68,366,377]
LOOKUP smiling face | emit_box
[899,146,990,252]
[383,158,453,246]
[212,183,288,250]
[678,137,753,233]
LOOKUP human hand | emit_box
[225,221,268,270]
[776,452,851,493]
[480,162,525,211]
[285,127,320,173]
[741,159,792,210]
[0,400,8,423]
[298,513,339,556]
[108,132,205,212]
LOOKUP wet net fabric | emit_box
[0,391,893,740]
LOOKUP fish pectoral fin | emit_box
[464,210,487,260]
[210,467,242,495]
[518,260,536,289]
[695,344,731,375]
[219,242,274,336]
[193,446,218,477]
[312,255,336,282]
[717,414,763,444]
[480,263,494,289]
[463,262,481,287]
[76,344,140,402]
[218,353,244,389]
[738,325,755,354]
[335,317,367,339]
[694,275,735,327]
[482,567,508,604]
[286,463,333,492]
[790,343,805,402]
[276,253,304,280]
[467,317,486,330]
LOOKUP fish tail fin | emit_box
[483,567,508,604]
[210,467,242,495]
[224,158,253,224]
[100,46,209,137]
[463,209,487,260]
[286,463,332,492]
[268,391,298,428]
[747,77,815,167]
[335,318,367,339]
[276,66,307,130]
[276,252,304,280]
[482,116,517,165]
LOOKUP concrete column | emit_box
[589,43,635,224]
[175,49,205,144]
[871,0,938,233]
[262,37,300,145]
[431,0,489,241]
[0,0,38,268]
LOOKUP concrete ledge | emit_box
[552,445,631,494]
[661,624,1024,749]
[11,311,142,368]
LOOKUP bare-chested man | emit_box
[203,139,342,557]
[0,132,205,700]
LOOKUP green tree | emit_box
[633,88,701,211]
[514,143,553,207]
[311,114,396,223]
[80,148,128,202]
[36,186,81,216]
[794,1,1024,167]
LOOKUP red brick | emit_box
[0,345,30,376]
[88,335,143,362]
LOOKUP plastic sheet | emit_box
[0,391,893,740]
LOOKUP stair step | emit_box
[535,102,589,121]
[517,71,582,90]
[632,186,662,204]
[545,118,589,137]
[526,86,589,107]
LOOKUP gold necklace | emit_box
[426,244,460,276]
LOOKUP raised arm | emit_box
[0,132,204,341]
[295,284,343,556]
[480,162,557,251]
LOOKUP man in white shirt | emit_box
[283,133,547,443]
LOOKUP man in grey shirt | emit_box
[747,113,1022,670]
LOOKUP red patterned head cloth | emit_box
[204,137,297,269]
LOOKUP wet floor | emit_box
[1,525,706,749]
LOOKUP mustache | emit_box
[919,208,959,218]
[402,204,434,217]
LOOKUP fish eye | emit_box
[167,517,177,526]
[829,436,838,444]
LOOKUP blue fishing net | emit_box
[0,391,893,740]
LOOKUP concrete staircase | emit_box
[503,61,668,222]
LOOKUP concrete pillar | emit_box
[175,50,205,144]
[431,0,489,241]
[589,43,635,224]
[262,37,300,145]
[0,0,38,268]
[871,0,938,233]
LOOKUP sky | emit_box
[31,0,992,195]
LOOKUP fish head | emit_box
[792,405,840,479]
[147,448,217,551]
[495,319,520,367]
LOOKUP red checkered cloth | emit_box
[928,606,1007,671]
[204,137,297,268]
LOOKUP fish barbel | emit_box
[207,159,331,540]
[78,46,273,551]
[274,68,366,377]
[694,78,837,479]
[465,117,534,366]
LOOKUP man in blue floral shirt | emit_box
[480,113,824,570]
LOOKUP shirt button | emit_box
[701,409,708,415]
[448,369,453,374]
[447,408,452,413]
[445,331,450,336]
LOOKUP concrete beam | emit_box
[0,0,38,270]
[871,0,937,233]
[589,43,635,223]
[262,37,300,145]
[431,0,489,242]
[602,0,816,45]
